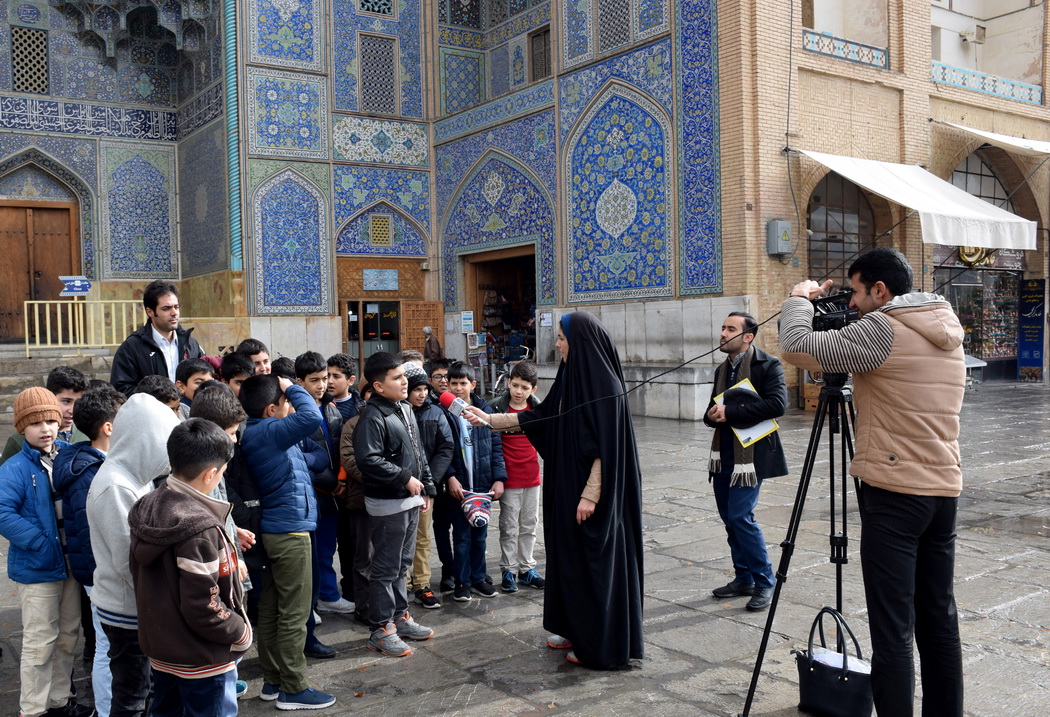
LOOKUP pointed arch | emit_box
[335,201,429,257]
[441,151,557,310]
[251,168,331,314]
[563,80,675,302]
[0,148,96,277]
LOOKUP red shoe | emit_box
[566,651,581,665]
[546,634,572,649]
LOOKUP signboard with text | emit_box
[1017,279,1044,382]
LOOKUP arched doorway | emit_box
[807,172,876,287]
[0,165,81,341]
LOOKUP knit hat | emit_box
[404,363,430,392]
[14,386,62,433]
[461,490,494,528]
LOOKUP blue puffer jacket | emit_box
[0,440,71,584]
[241,385,323,534]
[446,393,507,493]
[51,442,106,585]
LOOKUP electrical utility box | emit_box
[766,220,792,256]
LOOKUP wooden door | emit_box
[402,301,444,356]
[0,203,78,341]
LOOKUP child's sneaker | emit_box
[518,569,546,589]
[368,622,413,657]
[395,610,434,640]
[472,580,497,598]
[453,583,473,602]
[260,683,281,701]
[316,597,355,614]
[501,570,519,592]
[276,687,337,710]
[415,587,441,609]
[439,569,456,592]
[235,680,248,699]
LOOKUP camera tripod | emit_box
[739,373,860,717]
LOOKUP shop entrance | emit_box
[345,300,401,370]
[0,202,79,341]
[463,245,537,389]
[934,267,1020,382]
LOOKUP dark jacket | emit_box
[51,442,106,585]
[240,385,323,533]
[702,347,788,480]
[110,322,204,396]
[353,395,435,499]
[445,393,507,493]
[0,439,71,584]
[338,408,365,511]
[129,479,251,673]
[222,437,268,572]
[333,391,364,421]
[411,401,455,490]
[306,396,344,500]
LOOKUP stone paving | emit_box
[0,383,1048,716]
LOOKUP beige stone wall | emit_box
[718,0,1050,384]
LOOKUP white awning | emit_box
[939,121,1050,158]
[800,150,1036,251]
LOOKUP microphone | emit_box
[439,392,491,427]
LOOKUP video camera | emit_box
[812,289,858,331]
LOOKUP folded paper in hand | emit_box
[713,378,780,448]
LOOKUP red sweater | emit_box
[501,406,541,489]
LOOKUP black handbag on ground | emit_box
[793,606,873,717]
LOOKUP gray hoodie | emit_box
[86,393,180,628]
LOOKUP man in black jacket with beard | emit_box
[110,280,204,396]
[703,311,788,612]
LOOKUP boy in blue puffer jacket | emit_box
[0,387,92,717]
[52,384,125,717]
[238,374,335,712]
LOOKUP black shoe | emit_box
[305,640,337,659]
[746,587,774,611]
[45,701,95,717]
[352,610,370,626]
[712,580,756,598]
[472,580,497,598]
[453,583,473,602]
[439,575,456,592]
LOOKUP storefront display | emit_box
[934,267,1019,382]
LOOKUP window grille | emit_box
[359,0,394,16]
[12,27,48,95]
[951,155,1014,212]
[530,27,551,81]
[597,0,631,54]
[370,215,393,246]
[807,173,876,287]
[359,34,398,115]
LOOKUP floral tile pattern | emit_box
[333,165,431,233]
[441,49,486,115]
[246,66,329,159]
[249,0,323,71]
[434,79,553,143]
[0,164,76,200]
[178,120,229,277]
[336,203,428,257]
[332,116,429,167]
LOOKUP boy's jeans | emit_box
[450,505,488,586]
[150,668,237,717]
[84,585,113,717]
[498,486,540,574]
[17,577,80,716]
[367,507,419,629]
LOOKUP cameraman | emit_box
[779,247,965,717]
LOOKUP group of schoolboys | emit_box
[0,334,546,716]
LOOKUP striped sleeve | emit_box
[779,297,893,374]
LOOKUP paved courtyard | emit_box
[0,382,1048,716]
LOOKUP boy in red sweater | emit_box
[491,362,546,592]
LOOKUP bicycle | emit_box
[492,345,532,397]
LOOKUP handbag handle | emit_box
[806,606,865,679]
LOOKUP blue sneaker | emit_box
[501,570,518,592]
[235,680,248,699]
[260,682,280,702]
[518,569,546,589]
[276,687,337,711]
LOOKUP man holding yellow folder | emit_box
[703,312,788,612]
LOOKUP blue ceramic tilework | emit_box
[563,0,592,69]
[565,86,673,302]
[8,1,48,29]
[441,49,485,115]
[0,145,97,276]
[100,142,177,279]
[636,0,669,39]
[178,120,229,276]
[434,79,553,143]
[252,169,330,313]
[332,0,423,119]
[249,0,323,71]
[449,0,482,28]
[332,116,429,166]
[0,94,177,140]
[0,164,76,200]
[0,17,10,91]
[676,0,720,294]
[246,67,328,159]
[362,268,399,290]
[489,45,510,98]
[438,25,484,50]
[435,109,555,216]
[559,38,673,137]
[176,6,225,104]
[484,2,549,49]
[119,65,175,107]
[510,36,527,87]
[336,204,428,257]
[332,165,431,233]
[442,154,556,310]
[177,81,224,140]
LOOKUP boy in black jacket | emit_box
[403,364,454,609]
[353,353,435,657]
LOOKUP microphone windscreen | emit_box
[439,391,456,409]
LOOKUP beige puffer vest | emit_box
[850,301,965,497]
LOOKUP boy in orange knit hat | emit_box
[0,387,92,717]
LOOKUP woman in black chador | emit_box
[468,311,644,668]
